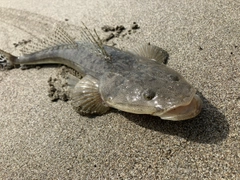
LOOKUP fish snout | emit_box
[154,94,203,121]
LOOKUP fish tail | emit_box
[0,49,17,70]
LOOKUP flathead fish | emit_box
[0,24,202,121]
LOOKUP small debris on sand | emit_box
[13,39,31,47]
[101,22,140,43]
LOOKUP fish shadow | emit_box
[119,92,229,144]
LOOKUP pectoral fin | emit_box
[71,75,110,115]
[131,44,169,64]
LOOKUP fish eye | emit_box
[143,89,156,101]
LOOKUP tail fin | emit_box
[0,50,17,70]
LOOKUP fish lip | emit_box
[154,94,203,121]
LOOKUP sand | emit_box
[0,0,239,179]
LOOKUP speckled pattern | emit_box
[0,0,239,179]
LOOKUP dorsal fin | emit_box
[19,24,78,54]
[0,7,111,61]
[80,23,111,61]
[18,22,112,61]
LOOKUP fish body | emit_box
[0,25,202,121]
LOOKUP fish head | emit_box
[99,62,202,121]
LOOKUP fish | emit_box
[0,16,202,121]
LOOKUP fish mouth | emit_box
[154,94,203,121]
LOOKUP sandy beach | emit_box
[0,0,239,179]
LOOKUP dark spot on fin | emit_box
[71,75,110,115]
[131,44,169,64]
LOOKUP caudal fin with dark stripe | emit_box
[0,49,17,70]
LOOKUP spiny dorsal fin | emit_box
[18,22,112,61]
[19,24,77,54]
[80,23,111,61]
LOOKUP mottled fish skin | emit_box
[0,8,202,120]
